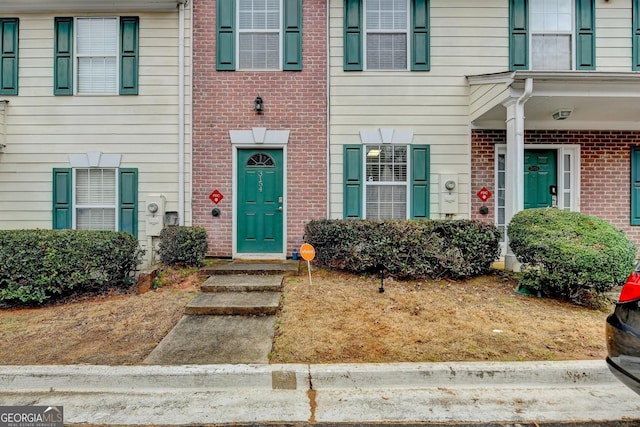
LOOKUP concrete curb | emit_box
[0,360,618,392]
[1,361,639,425]
[309,360,617,389]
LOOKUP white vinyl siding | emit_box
[76,17,119,94]
[0,9,193,247]
[365,0,409,70]
[238,0,281,70]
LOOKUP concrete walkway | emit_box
[144,261,297,364]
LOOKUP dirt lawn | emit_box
[0,267,609,365]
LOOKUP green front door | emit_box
[524,150,557,209]
[237,149,284,254]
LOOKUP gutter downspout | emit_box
[325,0,331,218]
[178,0,186,225]
[504,77,533,271]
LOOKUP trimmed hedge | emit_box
[507,208,637,306]
[0,229,144,306]
[158,226,208,267]
[304,219,501,279]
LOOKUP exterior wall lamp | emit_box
[254,96,264,113]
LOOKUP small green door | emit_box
[524,150,557,209]
[237,149,284,254]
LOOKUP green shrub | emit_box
[304,219,501,280]
[0,229,144,306]
[507,208,637,306]
[158,226,208,267]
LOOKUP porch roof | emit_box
[0,0,183,13]
[467,71,640,131]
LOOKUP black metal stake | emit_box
[378,265,385,293]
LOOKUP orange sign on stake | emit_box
[300,243,315,287]
[300,243,315,261]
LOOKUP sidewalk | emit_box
[1,360,639,425]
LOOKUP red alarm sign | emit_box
[209,190,224,204]
[476,187,492,202]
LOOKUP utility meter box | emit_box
[440,175,459,214]
[146,194,166,236]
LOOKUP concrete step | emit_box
[200,261,298,277]
[185,292,281,316]
[202,274,283,293]
[143,315,277,364]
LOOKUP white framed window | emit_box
[364,0,409,70]
[74,168,118,231]
[75,17,119,94]
[530,0,573,70]
[238,0,282,70]
[365,144,408,218]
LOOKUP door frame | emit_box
[494,143,581,254]
[230,128,290,260]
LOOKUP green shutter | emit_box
[119,168,138,236]
[410,145,430,219]
[120,17,139,95]
[283,0,302,71]
[344,0,363,71]
[509,0,528,70]
[343,145,362,218]
[411,0,429,71]
[0,18,18,95]
[632,148,640,225]
[52,168,72,229]
[54,17,73,95]
[635,0,640,70]
[217,0,236,71]
[575,0,595,70]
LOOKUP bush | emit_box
[303,219,501,280]
[158,226,208,267]
[0,229,144,306]
[507,208,637,306]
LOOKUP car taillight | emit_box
[619,271,640,303]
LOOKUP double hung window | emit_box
[344,143,429,219]
[238,0,281,69]
[509,0,594,71]
[531,0,572,70]
[53,168,138,235]
[365,145,408,218]
[54,16,139,95]
[216,0,302,71]
[365,0,409,70]
[344,0,429,71]
[75,168,117,231]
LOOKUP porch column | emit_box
[502,78,532,271]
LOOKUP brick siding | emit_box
[471,129,640,248]
[192,0,327,257]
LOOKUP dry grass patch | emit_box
[0,270,201,365]
[271,267,609,363]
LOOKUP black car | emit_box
[606,263,640,395]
